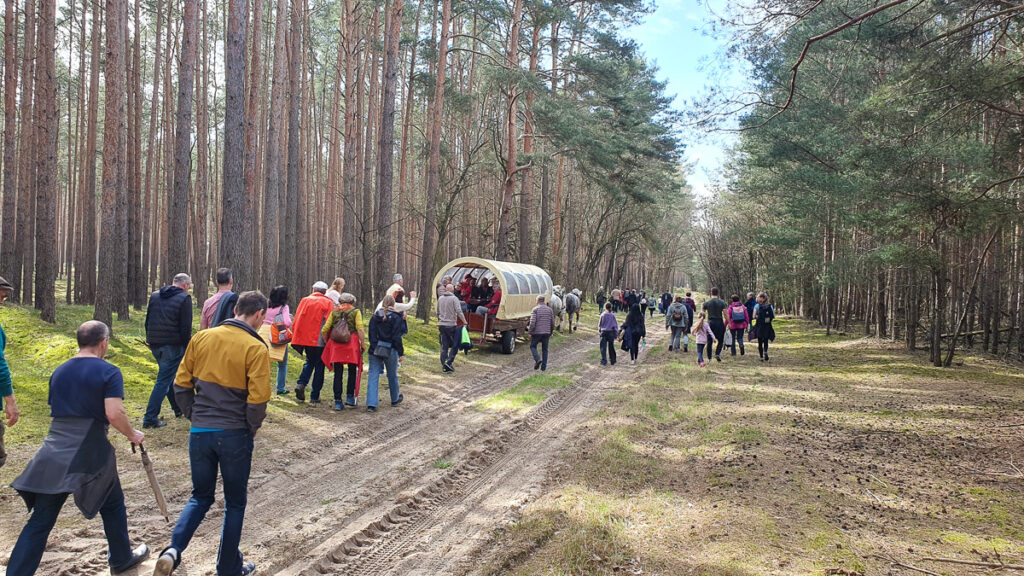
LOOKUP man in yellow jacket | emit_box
[153,291,270,576]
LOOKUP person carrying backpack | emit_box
[727,294,750,356]
[665,296,691,353]
[754,292,776,362]
[321,293,366,410]
[259,286,293,395]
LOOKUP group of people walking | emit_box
[1,266,416,576]
[598,287,776,368]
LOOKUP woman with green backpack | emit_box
[321,293,366,411]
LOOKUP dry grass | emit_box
[476,318,1024,576]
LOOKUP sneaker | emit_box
[764,355,769,362]
[241,560,256,575]
[630,359,636,366]
[309,398,321,405]
[698,362,706,368]
[600,361,607,366]
[740,348,745,356]
[152,548,178,576]
[715,355,722,362]
[367,406,377,413]
[442,364,453,373]
[391,394,404,407]
[173,411,184,418]
[142,420,167,429]
[277,388,291,395]
[295,385,306,402]
[334,401,344,411]
[534,360,542,370]
[346,399,358,407]
[111,544,149,574]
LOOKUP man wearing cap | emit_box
[0,276,19,468]
[143,273,193,429]
[436,283,466,373]
[289,281,335,403]
[528,295,555,371]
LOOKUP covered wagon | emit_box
[431,257,553,354]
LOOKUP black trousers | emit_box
[709,319,726,357]
[331,363,359,401]
[439,325,458,366]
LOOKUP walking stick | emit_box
[133,443,170,523]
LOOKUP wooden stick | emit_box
[921,557,1024,571]
[873,555,941,576]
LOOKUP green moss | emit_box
[475,373,573,414]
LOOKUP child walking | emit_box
[691,312,717,367]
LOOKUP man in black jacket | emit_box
[143,273,193,429]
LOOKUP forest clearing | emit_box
[2,303,1024,575]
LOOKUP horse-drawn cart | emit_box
[432,257,553,354]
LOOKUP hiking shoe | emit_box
[345,399,358,407]
[391,394,404,407]
[740,348,745,356]
[764,355,769,362]
[241,560,256,575]
[367,406,377,413]
[309,398,321,405]
[152,548,178,576]
[110,544,149,574]
[715,355,722,362]
[143,420,167,429]
[334,401,344,411]
[534,360,542,370]
[295,386,306,402]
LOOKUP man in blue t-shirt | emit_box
[8,321,150,575]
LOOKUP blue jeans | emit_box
[275,351,288,393]
[697,343,707,364]
[366,348,400,407]
[8,477,133,574]
[145,344,185,424]
[169,429,253,576]
[530,334,550,369]
[730,328,745,355]
[599,330,617,365]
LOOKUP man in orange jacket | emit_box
[289,281,335,403]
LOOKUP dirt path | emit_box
[1,322,664,576]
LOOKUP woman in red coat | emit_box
[320,293,366,411]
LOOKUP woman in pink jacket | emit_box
[727,294,750,357]
[691,312,717,367]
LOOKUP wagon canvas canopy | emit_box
[432,257,553,320]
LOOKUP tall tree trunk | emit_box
[16,0,37,303]
[128,0,144,308]
[360,6,379,304]
[33,0,56,322]
[221,0,250,288]
[75,0,101,304]
[494,0,524,259]
[414,0,450,320]
[536,163,549,269]
[341,0,359,282]
[261,0,288,291]
[517,19,540,264]
[192,0,210,304]
[141,0,164,299]
[242,0,264,294]
[169,0,198,275]
[396,0,422,277]
[283,0,303,288]
[1,0,18,288]
[375,0,402,294]
[95,0,127,326]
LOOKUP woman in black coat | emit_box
[619,304,647,365]
[754,292,776,362]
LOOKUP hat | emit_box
[0,276,11,291]
[313,281,329,291]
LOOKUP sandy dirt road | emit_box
[1,322,663,576]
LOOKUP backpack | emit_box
[731,306,746,322]
[329,309,352,344]
[672,308,684,322]
[269,309,293,345]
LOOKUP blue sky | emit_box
[623,0,746,197]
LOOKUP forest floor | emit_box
[1,305,1024,576]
